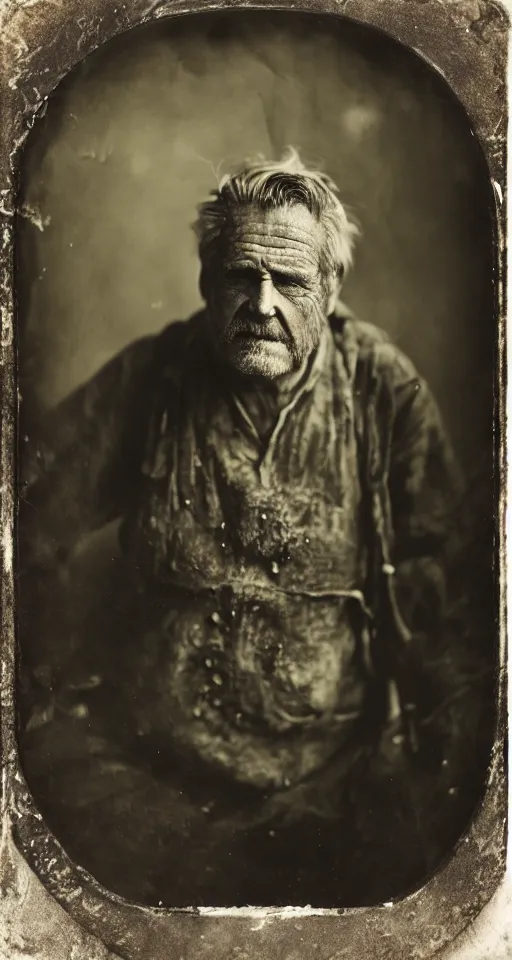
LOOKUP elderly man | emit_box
[19,151,476,906]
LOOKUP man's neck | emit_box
[242,355,311,406]
[229,336,326,443]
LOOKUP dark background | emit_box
[17,11,495,473]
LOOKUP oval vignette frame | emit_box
[0,1,507,959]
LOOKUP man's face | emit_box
[205,204,337,379]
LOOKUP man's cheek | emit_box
[212,287,241,332]
[287,289,324,317]
[221,287,245,316]
[291,298,324,344]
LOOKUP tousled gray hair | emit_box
[194,147,360,282]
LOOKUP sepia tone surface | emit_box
[15,12,498,910]
[0,1,506,960]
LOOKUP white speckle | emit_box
[261,513,267,520]
[221,542,226,549]
[221,521,226,530]
[448,786,458,796]
[305,538,310,544]
[269,830,275,837]
[212,674,223,686]
[271,561,279,574]
[184,499,191,506]
[442,759,449,767]
[211,612,222,625]
[205,658,213,669]
[193,706,202,718]
[158,900,163,906]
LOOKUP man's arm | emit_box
[17,334,164,709]
[19,335,158,574]
[384,345,462,634]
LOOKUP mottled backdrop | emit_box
[17,11,495,473]
[13,2,499,926]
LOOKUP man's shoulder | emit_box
[58,316,202,415]
[330,307,420,389]
[154,312,203,352]
[115,314,202,382]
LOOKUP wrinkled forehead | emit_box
[222,204,325,273]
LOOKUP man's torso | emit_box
[108,312,382,788]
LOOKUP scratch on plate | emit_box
[19,203,52,231]
[492,180,503,205]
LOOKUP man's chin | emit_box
[225,338,295,379]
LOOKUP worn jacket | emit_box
[19,304,460,790]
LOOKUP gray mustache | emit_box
[225,308,290,343]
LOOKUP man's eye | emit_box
[225,268,256,283]
[273,273,304,288]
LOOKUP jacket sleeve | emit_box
[18,335,157,575]
[382,344,462,633]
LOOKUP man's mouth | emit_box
[233,331,284,343]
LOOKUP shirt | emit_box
[19,303,460,790]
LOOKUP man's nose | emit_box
[253,275,277,317]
